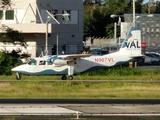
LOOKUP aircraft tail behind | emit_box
[119,26,142,56]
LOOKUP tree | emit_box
[135,0,144,13]
[83,0,93,5]
[1,0,12,9]
[83,0,104,6]
[83,0,145,39]
[155,1,160,13]
[1,26,27,48]
[84,5,111,38]
[104,0,131,14]
[0,0,30,75]
[142,1,160,14]
[0,27,31,75]
[83,0,132,38]
[0,52,14,75]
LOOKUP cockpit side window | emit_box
[28,59,37,65]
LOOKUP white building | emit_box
[0,0,84,57]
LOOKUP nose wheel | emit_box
[16,72,21,80]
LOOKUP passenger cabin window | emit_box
[28,59,37,65]
[39,60,45,65]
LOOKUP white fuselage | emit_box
[12,52,135,75]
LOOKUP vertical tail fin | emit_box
[119,26,141,55]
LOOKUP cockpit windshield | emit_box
[28,59,37,65]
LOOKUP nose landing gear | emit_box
[16,72,21,80]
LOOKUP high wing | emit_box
[58,54,91,61]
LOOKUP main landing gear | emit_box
[61,75,73,80]
[16,72,21,80]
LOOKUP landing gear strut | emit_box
[16,72,21,80]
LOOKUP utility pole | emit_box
[133,0,135,27]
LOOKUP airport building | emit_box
[0,0,84,58]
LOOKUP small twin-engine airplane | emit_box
[11,26,144,80]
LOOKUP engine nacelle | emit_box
[53,59,67,66]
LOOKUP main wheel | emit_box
[61,75,67,80]
[68,75,73,80]
[16,73,21,80]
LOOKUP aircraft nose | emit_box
[11,66,20,72]
[11,64,27,72]
[11,67,17,72]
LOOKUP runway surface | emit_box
[0,103,160,117]
[0,99,159,120]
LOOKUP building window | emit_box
[5,10,14,20]
[62,10,70,21]
[0,10,3,19]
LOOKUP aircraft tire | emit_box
[61,75,67,80]
[16,73,21,80]
[68,75,73,80]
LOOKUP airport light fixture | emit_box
[111,14,138,26]
[45,10,70,56]
[45,15,51,56]
[110,14,126,46]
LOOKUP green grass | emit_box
[0,81,159,98]
[0,67,160,98]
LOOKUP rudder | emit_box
[119,26,141,55]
